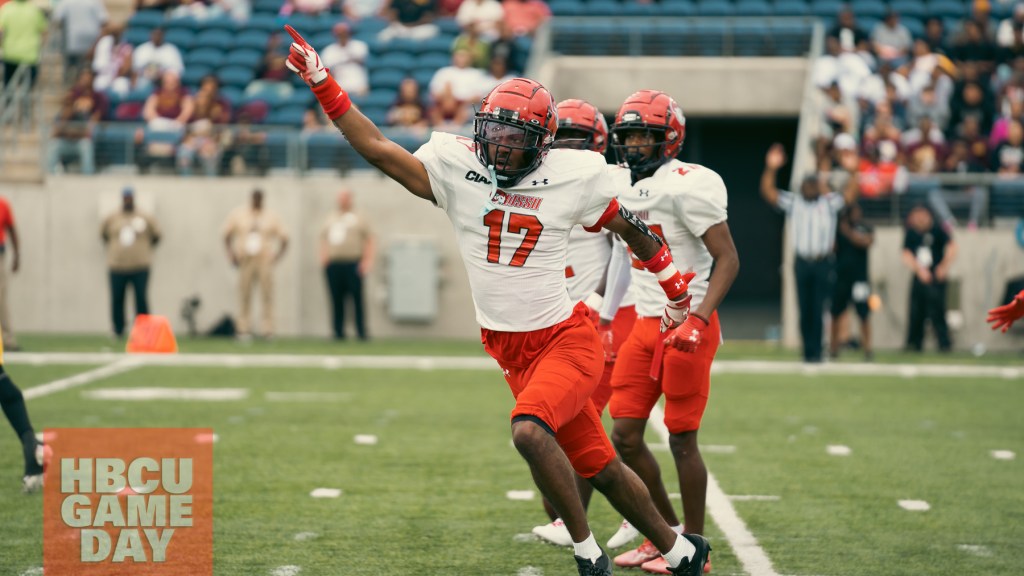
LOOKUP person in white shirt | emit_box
[428,48,485,103]
[597,90,739,575]
[52,0,108,73]
[131,28,184,88]
[320,22,369,96]
[455,0,504,40]
[283,24,711,576]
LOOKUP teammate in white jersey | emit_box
[599,90,740,574]
[531,99,641,549]
[283,27,710,576]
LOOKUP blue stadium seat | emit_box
[550,0,586,16]
[220,86,243,106]
[243,85,288,108]
[436,18,461,36]
[621,2,659,16]
[696,0,735,17]
[263,131,292,167]
[247,13,282,33]
[369,68,407,91]
[252,0,283,13]
[382,37,421,54]
[415,52,452,70]
[163,16,198,33]
[164,28,196,51]
[128,10,165,29]
[649,21,694,55]
[283,14,322,35]
[266,106,307,125]
[194,29,234,51]
[361,106,389,126]
[376,52,415,71]
[187,48,226,69]
[124,27,153,46]
[203,15,238,32]
[694,22,729,55]
[310,31,336,49]
[225,49,263,68]
[585,0,622,17]
[772,0,809,16]
[902,17,924,38]
[990,180,1024,217]
[418,35,454,53]
[351,16,389,36]
[95,124,138,166]
[363,89,398,108]
[809,0,844,18]
[733,22,770,55]
[234,29,271,51]
[659,1,696,17]
[771,21,812,56]
[853,0,888,19]
[218,66,257,89]
[181,66,213,87]
[890,0,927,20]
[306,132,344,170]
[411,68,435,88]
[281,90,314,108]
[926,0,965,19]
[734,0,772,17]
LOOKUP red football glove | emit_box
[597,323,616,362]
[284,25,328,86]
[987,290,1024,333]
[666,313,709,353]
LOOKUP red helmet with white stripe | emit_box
[553,99,608,154]
[611,90,686,174]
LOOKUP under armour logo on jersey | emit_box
[532,179,549,186]
[638,189,650,197]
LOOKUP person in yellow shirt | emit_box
[319,188,374,341]
[223,189,288,340]
[0,324,44,492]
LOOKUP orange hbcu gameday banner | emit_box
[43,428,213,575]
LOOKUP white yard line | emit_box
[23,359,140,400]
[8,352,1022,380]
[649,403,781,576]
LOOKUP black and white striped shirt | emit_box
[776,191,846,260]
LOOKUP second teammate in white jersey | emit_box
[284,27,710,576]
[599,90,740,574]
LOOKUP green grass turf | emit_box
[1,364,1021,575]
[12,332,1024,366]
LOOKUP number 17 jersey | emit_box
[414,132,620,332]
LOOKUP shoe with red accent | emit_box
[614,538,661,567]
[641,555,712,574]
[606,519,640,548]
[532,518,573,547]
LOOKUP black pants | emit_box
[907,278,951,352]
[110,269,150,336]
[325,261,366,340]
[2,61,38,88]
[794,256,833,362]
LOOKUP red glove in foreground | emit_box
[665,313,709,353]
[987,290,1024,333]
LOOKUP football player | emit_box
[531,99,640,549]
[599,90,740,574]
[0,322,45,493]
[284,27,710,576]
[987,289,1024,332]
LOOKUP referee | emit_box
[760,143,859,362]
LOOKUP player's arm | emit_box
[935,237,956,282]
[603,205,695,332]
[840,218,873,249]
[760,143,787,207]
[284,26,434,203]
[693,221,738,320]
[6,218,19,273]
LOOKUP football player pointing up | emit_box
[600,90,739,574]
[283,27,710,576]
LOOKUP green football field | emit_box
[0,340,1021,575]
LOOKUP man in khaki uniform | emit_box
[223,189,288,339]
[0,195,20,351]
[320,188,374,341]
[101,187,161,338]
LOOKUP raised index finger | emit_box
[284,25,308,46]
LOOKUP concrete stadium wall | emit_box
[781,226,1024,353]
[4,175,481,339]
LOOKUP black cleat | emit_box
[669,534,711,576]
[575,549,613,576]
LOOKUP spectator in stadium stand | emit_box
[991,118,1024,173]
[816,81,855,154]
[950,20,998,76]
[455,0,503,40]
[169,0,215,20]
[489,20,524,74]
[827,7,869,54]
[452,23,492,69]
[988,96,1022,148]
[51,0,107,77]
[47,69,106,174]
[320,188,375,341]
[997,4,1024,50]
[131,27,184,89]
[321,22,369,96]
[378,0,440,42]
[830,201,874,362]
[100,187,162,339]
[501,0,550,37]
[91,23,135,95]
[871,9,912,68]
[137,70,194,163]
[476,55,514,97]
[279,0,331,16]
[907,83,951,131]
[923,17,950,55]
[761,143,859,363]
[858,138,901,198]
[428,48,485,102]
[387,77,429,131]
[0,195,20,352]
[903,114,947,174]
[343,0,388,21]
[222,189,289,341]
[179,75,231,175]
[902,204,956,353]
[301,108,328,135]
[0,0,48,87]
[951,114,990,169]
[222,111,269,175]
[426,86,471,129]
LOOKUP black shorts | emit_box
[831,276,870,320]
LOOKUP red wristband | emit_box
[312,73,351,120]
[640,244,672,273]
[658,270,689,300]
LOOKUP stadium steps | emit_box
[0,53,63,183]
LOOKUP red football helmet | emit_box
[611,90,686,174]
[553,99,609,154]
[474,78,557,187]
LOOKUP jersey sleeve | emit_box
[825,191,846,212]
[775,190,795,214]
[578,162,623,231]
[412,132,454,211]
[680,169,728,238]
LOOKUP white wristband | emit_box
[583,292,603,311]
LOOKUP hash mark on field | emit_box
[270,566,301,576]
[293,532,319,542]
[354,434,378,445]
[310,488,342,498]
[517,567,544,575]
[84,388,249,401]
[506,490,535,501]
[898,500,930,511]
[23,360,139,400]
[650,404,781,576]
[19,568,43,576]
[991,450,1015,460]
[957,544,993,557]
[826,445,851,456]
[729,495,781,502]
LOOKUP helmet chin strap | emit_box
[479,164,501,217]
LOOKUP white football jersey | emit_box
[414,132,620,332]
[565,226,611,302]
[614,159,728,317]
